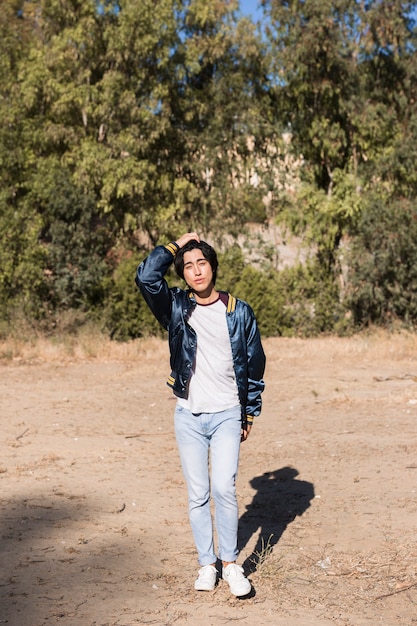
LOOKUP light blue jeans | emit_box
[174,403,242,565]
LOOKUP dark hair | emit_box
[174,240,218,285]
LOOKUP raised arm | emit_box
[135,233,201,329]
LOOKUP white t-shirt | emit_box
[177,296,240,414]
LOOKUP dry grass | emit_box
[2,327,417,367]
[251,534,276,575]
[0,329,168,365]
[248,535,417,626]
[265,328,417,364]
[254,542,417,612]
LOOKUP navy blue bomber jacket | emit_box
[136,242,266,424]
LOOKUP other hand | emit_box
[241,424,252,442]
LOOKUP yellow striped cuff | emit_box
[165,242,179,256]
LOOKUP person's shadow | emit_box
[239,466,315,574]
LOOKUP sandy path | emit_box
[0,335,416,625]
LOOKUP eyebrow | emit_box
[184,257,207,266]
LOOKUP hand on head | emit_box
[175,232,200,249]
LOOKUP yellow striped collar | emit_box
[227,294,236,313]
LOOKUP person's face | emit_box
[182,248,214,296]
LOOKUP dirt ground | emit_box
[0,332,416,626]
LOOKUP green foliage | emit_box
[346,198,417,328]
[103,244,342,340]
[264,0,417,275]
[1,0,417,338]
[217,245,341,337]
[283,262,345,336]
[102,253,165,341]
[41,170,113,310]
[0,200,49,322]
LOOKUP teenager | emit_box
[136,232,265,597]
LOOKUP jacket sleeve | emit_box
[135,243,179,330]
[244,305,266,419]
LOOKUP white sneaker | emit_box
[222,563,251,597]
[194,564,217,591]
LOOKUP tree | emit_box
[16,0,272,248]
[263,0,417,291]
[0,0,50,323]
[164,0,276,240]
[346,197,417,327]
[0,0,276,329]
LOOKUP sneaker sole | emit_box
[194,584,216,591]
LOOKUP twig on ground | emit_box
[373,374,417,382]
[16,428,29,440]
[375,582,417,600]
[125,432,169,438]
[211,617,247,622]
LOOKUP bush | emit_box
[345,197,417,327]
[218,246,341,337]
[0,200,50,325]
[100,243,343,341]
[42,173,113,311]
[102,253,165,341]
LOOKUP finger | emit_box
[176,232,200,248]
